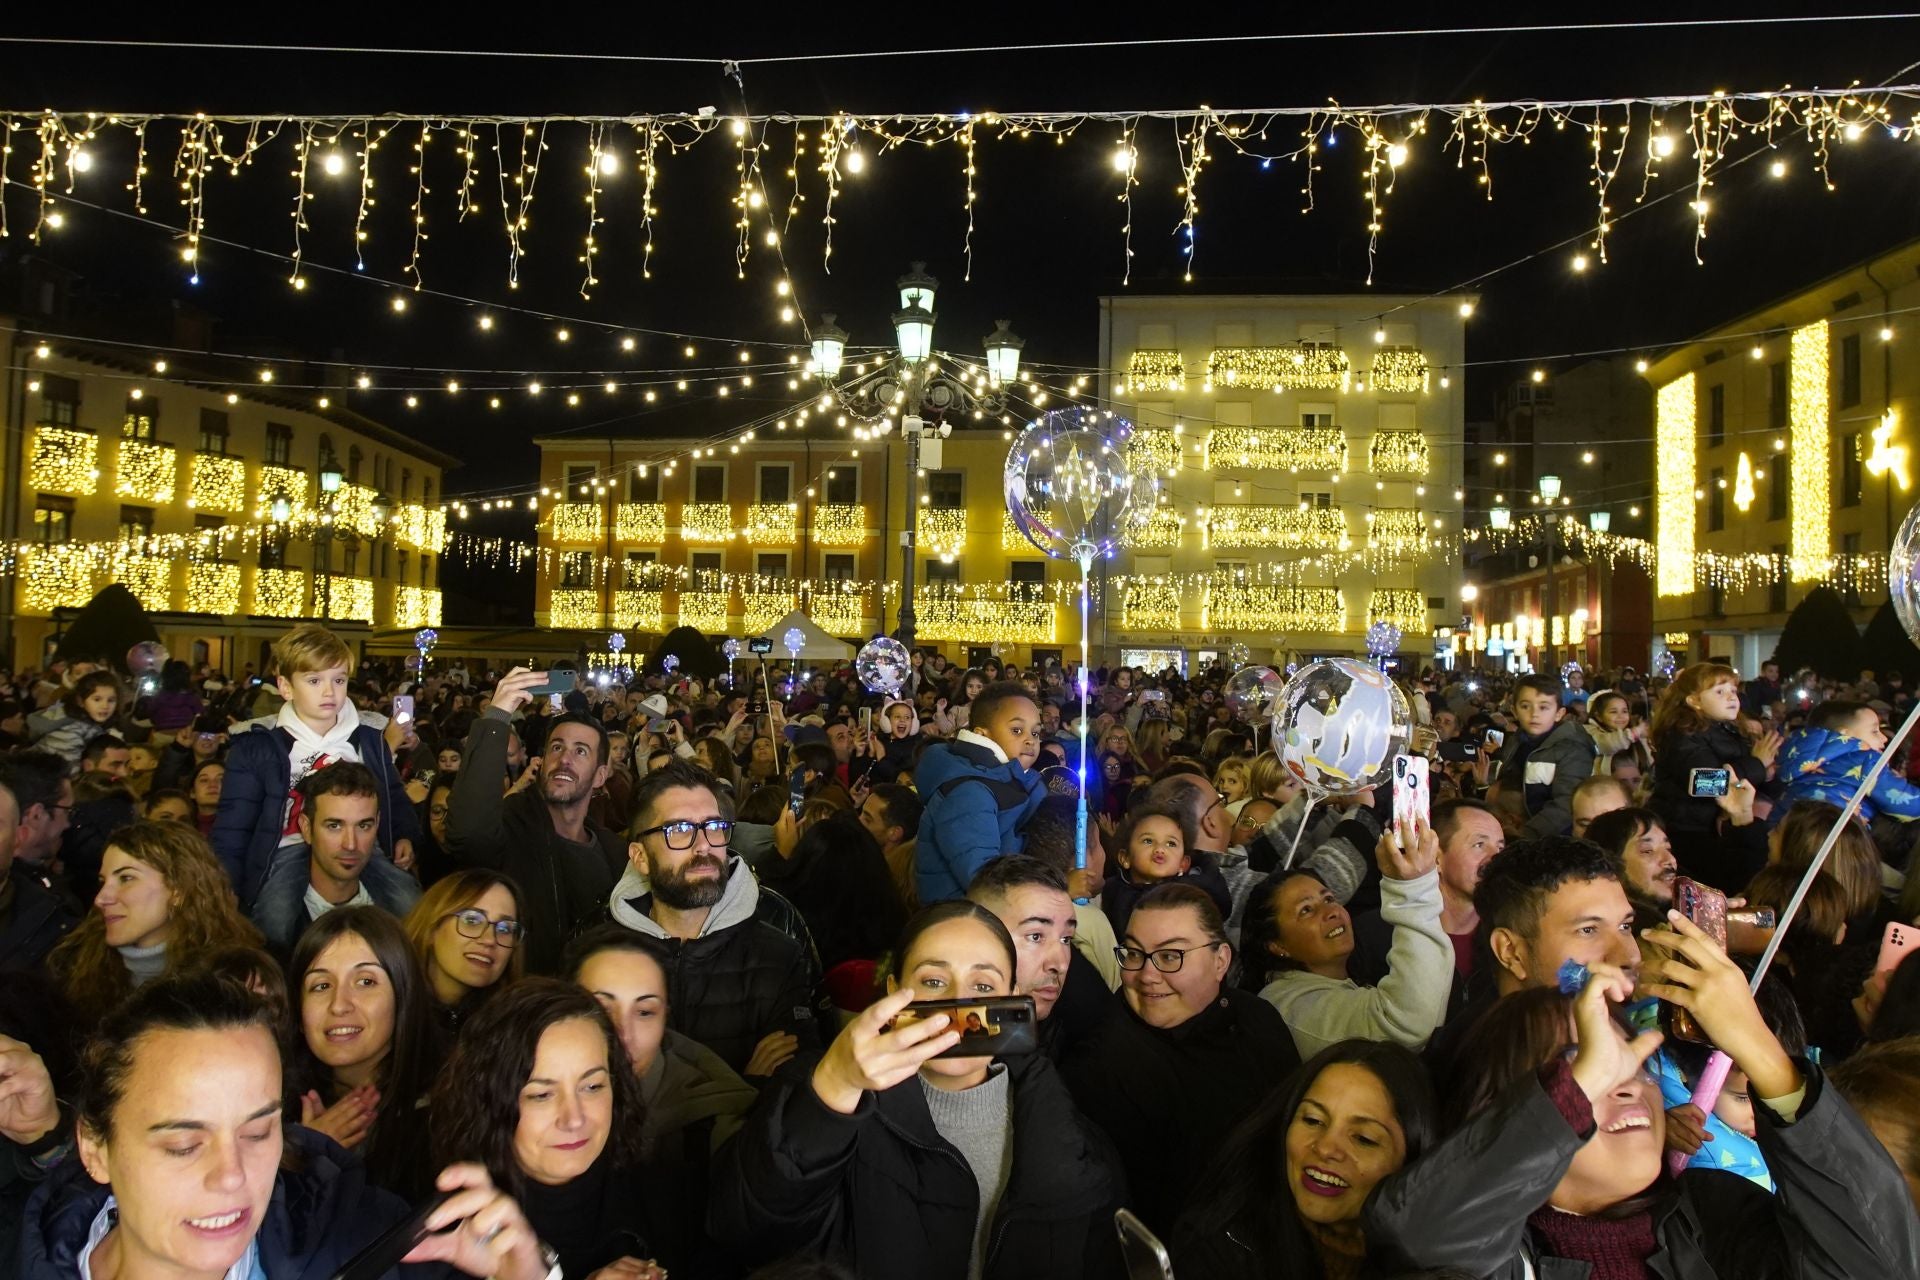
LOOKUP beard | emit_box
[651,852,729,910]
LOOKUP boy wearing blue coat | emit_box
[915,680,1046,902]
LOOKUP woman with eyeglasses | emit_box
[711,900,1126,1279]
[1060,883,1302,1238]
[403,868,528,1038]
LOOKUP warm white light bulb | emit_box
[597,151,619,177]
[843,147,865,174]
[322,150,347,176]
[71,148,92,173]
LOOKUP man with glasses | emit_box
[446,667,627,974]
[0,751,77,915]
[251,762,422,957]
[609,757,819,1079]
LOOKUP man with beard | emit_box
[608,757,818,1078]
[445,666,627,974]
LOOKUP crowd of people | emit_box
[3,626,1920,1278]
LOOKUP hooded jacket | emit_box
[1651,721,1770,836]
[1778,725,1920,824]
[608,857,819,1075]
[1495,715,1598,837]
[708,1050,1126,1280]
[914,738,1045,903]
[19,1123,441,1280]
[1365,1057,1920,1279]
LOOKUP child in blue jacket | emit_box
[1778,698,1920,823]
[914,681,1045,903]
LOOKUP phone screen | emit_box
[392,695,414,726]
[789,765,808,817]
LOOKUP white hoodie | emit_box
[276,699,363,847]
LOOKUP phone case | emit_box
[1879,921,1919,975]
[1115,1208,1176,1280]
[1669,878,1728,1043]
[1391,754,1429,827]
[887,996,1039,1059]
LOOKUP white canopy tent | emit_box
[760,609,856,662]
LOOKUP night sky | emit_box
[6,14,1919,620]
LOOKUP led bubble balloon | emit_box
[1892,498,1920,645]
[127,640,168,675]
[856,636,911,696]
[1224,665,1285,724]
[1278,657,1414,797]
[1004,408,1139,566]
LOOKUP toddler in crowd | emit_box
[1100,800,1232,932]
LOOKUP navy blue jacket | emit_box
[913,739,1044,903]
[210,722,421,907]
[20,1124,443,1280]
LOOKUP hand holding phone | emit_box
[1116,1209,1176,1280]
[1667,877,1729,1043]
[884,995,1038,1059]
[1688,767,1732,799]
[328,1190,457,1280]
[391,694,414,726]
[1390,754,1430,828]
[1879,921,1919,976]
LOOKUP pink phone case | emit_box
[1879,921,1918,975]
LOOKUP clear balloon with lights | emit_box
[127,640,168,676]
[1275,657,1414,867]
[1004,407,1144,879]
[1893,498,1920,645]
[1224,665,1285,725]
[721,637,741,688]
[857,636,911,696]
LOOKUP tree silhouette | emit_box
[1771,586,1864,680]
[1861,600,1920,684]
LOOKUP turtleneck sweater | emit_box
[117,941,167,988]
[920,1064,1013,1280]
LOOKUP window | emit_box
[823,553,856,580]
[693,464,727,503]
[347,445,363,484]
[41,376,79,427]
[401,467,412,500]
[1708,467,1725,531]
[925,559,961,584]
[1707,385,1725,447]
[825,465,858,505]
[32,495,75,545]
[194,514,225,534]
[397,549,409,584]
[624,550,657,585]
[259,529,288,570]
[628,468,660,502]
[420,554,432,587]
[1768,361,1788,430]
[560,552,594,589]
[1843,532,1863,605]
[122,394,157,441]
[1769,453,1790,521]
[565,464,596,498]
[690,551,723,573]
[342,541,360,576]
[197,408,229,453]
[1009,561,1047,586]
[1842,432,1864,507]
[1770,543,1789,613]
[1708,583,1726,618]
[1300,410,1334,428]
[423,478,434,507]
[1841,333,1862,408]
[1299,489,1334,509]
[756,552,790,578]
[119,505,155,540]
[265,424,294,465]
[757,464,791,504]
[927,470,964,509]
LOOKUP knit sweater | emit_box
[116,941,167,988]
[920,1065,1014,1280]
[1525,1206,1657,1280]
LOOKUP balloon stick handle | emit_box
[1281,793,1319,870]
[1667,1050,1733,1178]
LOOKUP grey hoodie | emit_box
[607,854,762,941]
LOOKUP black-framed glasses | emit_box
[445,908,524,948]
[1115,942,1223,973]
[634,818,734,850]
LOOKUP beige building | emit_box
[1646,238,1920,672]
[2,317,456,673]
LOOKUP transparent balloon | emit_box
[662,653,679,673]
[1364,621,1402,657]
[1893,497,1920,646]
[1224,665,1285,724]
[1226,641,1252,670]
[722,638,742,660]
[1003,408,1139,566]
[1277,657,1414,797]
[783,626,806,657]
[856,636,911,696]
[126,641,168,676]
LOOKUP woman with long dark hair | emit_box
[432,977,667,1279]
[1174,1040,1437,1279]
[288,905,440,1197]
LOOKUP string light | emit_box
[1368,432,1430,477]
[917,508,968,559]
[1124,350,1185,391]
[1206,427,1348,473]
[811,505,866,547]
[253,567,308,617]
[30,426,100,494]
[745,503,799,543]
[1206,505,1349,550]
[1202,584,1344,633]
[681,504,734,543]
[1789,319,1830,581]
[114,440,177,503]
[1122,582,1182,630]
[1367,588,1427,634]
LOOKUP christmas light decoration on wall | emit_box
[913,584,1056,644]
[111,553,172,611]
[30,426,99,495]
[1367,587,1428,634]
[745,504,798,544]
[394,503,448,551]
[810,505,866,547]
[190,454,246,513]
[1733,451,1757,512]
[252,567,307,617]
[1368,432,1430,477]
[742,591,796,634]
[550,503,604,544]
[678,591,731,632]
[185,560,241,614]
[681,504,734,544]
[1124,428,1181,476]
[114,440,177,504]
[1122,508,1183,549]
[256,465,308,522]
[392,585,443,628]
[1206,504,1349,550]
[1654,373,1697,597]
[612,589,663,633]
[548,589,601,631]
[1124,351,1186,392]
[1789,320,1831,582]
[1206,427,1348,473]
[1282,343,1353,393]
[1121,582,1182,630]
[808,588,866,635]
[324,576,373,622]
[1203,584,1345,633]
[24,545,94,611]
[1367,508,1429,557]
[1369,347,1429,394]
[1001,511,1033,551]
[614,503,666,544]
[917,508,968,559]
[333,484,380,539]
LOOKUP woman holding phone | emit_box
[710,901,1125,1279]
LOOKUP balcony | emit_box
[677,591,730,631]
[612,589,664,632]
[1202,584,1346,633]
[185,561,242,615]
[1206,504,1348,550]
[550,503,604,544]
[1122,508,1184,549]
[111,554,174,612]
[1369,347,1430,395]
[1367,509,1431,558]
[394,503,448,551]
[1125,350,1186,392]
[742,591,796,634]
[190,453,247,514]
[23,545,94,612]
[392,585,444,628]
[333,484,381,539]
[548,589,601,631]
[253,568,308,618]
[256,465,309,522]
[323,576,374,623]
[1121,582,1181,630]
[1368,588,1428,634]
[614,503,666,544]
[1206,426,1347,473]
[30,425,99,495]
[115,439,178,504]
[1207,344,1350,392]
[745,503,798,544]
[917,508,967,558]
[681,504,734,544]
[1125,427,1181,477]
[811,505,867,547]
[808,585,867,635]
[1368,432,1430,477]
[914,584,1055,643]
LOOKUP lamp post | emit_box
[809,263,1024,653]
[1538,473,1562,671]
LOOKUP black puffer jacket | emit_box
[608,857,820,1076]
[708,1051,1126,1280]
[1366,1056,1920,1279]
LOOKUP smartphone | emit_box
[1879,920,1919,975]
[1391,754,1430,827]
[788,764,809,817]
[861,706,872,741]
[749,636,774,655]
[1687,767,1732,799]
[525,666,577,698]
[885,995,1039,1059]
[391,694,414,726]
[1115,1208,1176,1280]
[1669,877,1729,1043]
[1436,740,1480,763]
[327,1189,457,1280]
[1484,729,1504,750]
